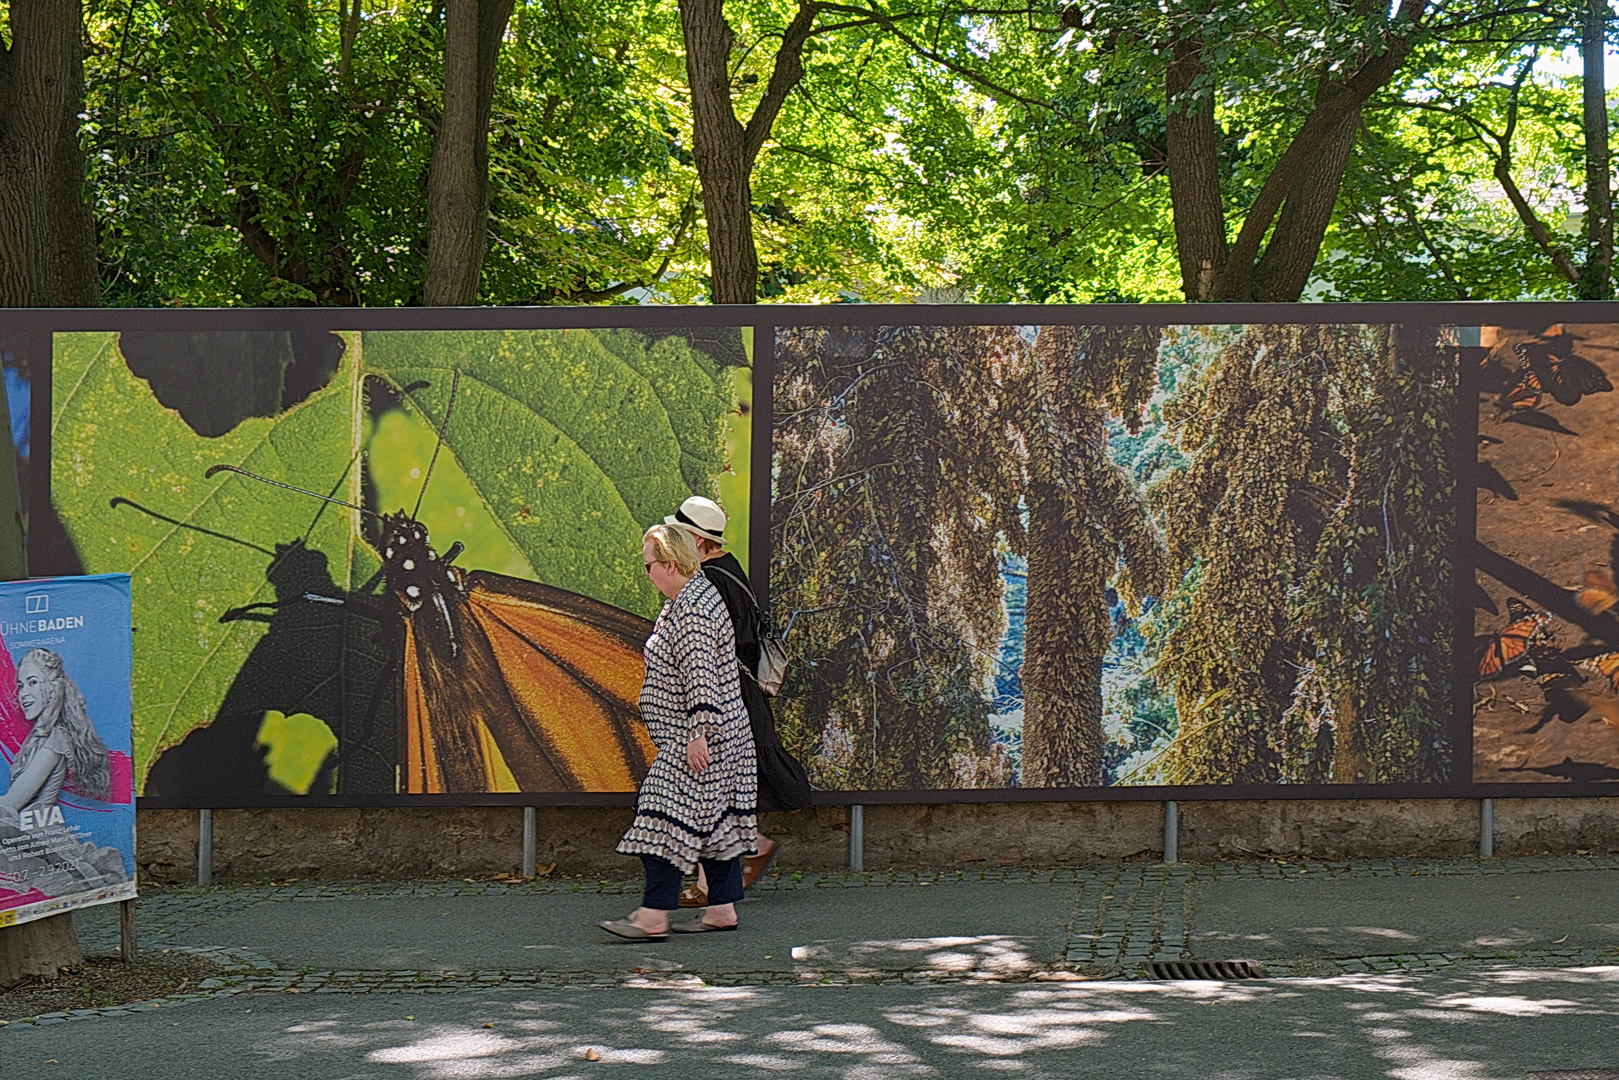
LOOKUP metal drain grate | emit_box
[1530,1072,1619,1079]
[1144,959,1266,980]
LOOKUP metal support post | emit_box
[197,808,213,887]
[522,806,537,879]
[1164,800,1179,865]
[849,804,864,872]
[1479,798,1493,858]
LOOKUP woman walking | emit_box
[602,524,757,939]
[665,496,812,907]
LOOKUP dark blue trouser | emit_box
[640,854,743,910]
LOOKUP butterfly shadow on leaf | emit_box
[142,539,397,799]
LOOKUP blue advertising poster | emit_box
[0,574,135,927]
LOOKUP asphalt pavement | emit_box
[4,855,1617,1080]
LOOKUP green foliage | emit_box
[52,328,735,787]
[1147,324,1455,784]
[69,0,1614,305]
[86,0,701,306]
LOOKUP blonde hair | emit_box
[644,523,701,577]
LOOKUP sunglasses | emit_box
[644,560,663,575]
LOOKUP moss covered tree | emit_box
[1150,323,1454,784]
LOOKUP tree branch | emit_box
[743,1,824,169]
[819,2,1057,113]
[1218,1,1429,298]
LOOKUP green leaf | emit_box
[52,331,360,785]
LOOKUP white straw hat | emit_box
[665,496,727,544]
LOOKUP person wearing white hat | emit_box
[666,496,812,907]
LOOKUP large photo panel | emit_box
[1471,322,1619,786]
[771,322,1460,794]
[51,326,754,802]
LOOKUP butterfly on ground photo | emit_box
[1496,338,1613,414]
[207,371,658,795]
[1476,597,1555,679]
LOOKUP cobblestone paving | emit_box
[10,855,1616,1028]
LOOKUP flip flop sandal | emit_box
[672,920,739,933]
[678,886,708,908]
[600,919,669,941]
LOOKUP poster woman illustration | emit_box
[0,648,129,894]
[0,649,112,821]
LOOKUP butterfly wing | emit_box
[400,570,656,793]
[1579,569,1619,615]
[1478,605,1540,678]
[1536,350,1612,407]
[1580,652,1619,695]
[1497,360,1543,413]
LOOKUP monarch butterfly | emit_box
[1496,362,1544,413]
[1579,652,1619,695]
[1476,597,1553,679]
[206,371,657,794]
[1499,340,1612,412]
[1577,568,1619,616]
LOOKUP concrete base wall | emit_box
[133,797,1619,885]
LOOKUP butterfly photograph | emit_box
[45,326,755,799]
[1473,322,1619,784]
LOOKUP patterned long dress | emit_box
[617,574,758,873]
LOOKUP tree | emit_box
[0,0,89,306]
[423,0,513,305]
[676,0,827,302]
[1150,324,1454,784]
[771,325,1022,788]
[1017,324,1165,787]
[0,1,81,985]
[674,0,994,303]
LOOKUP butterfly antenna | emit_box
[411,368,462,521]
[204,464,381,520]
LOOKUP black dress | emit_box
[701,553,814,813]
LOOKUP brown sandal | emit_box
[678,885,708,908]
[742,837,779,888]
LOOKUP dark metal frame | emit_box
[4,300,1616,807]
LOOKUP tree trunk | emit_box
[0,913,84,989]
[1168,1,1425,302]
[424,0,514,306]
[0,7,78,976]
[1580,0,1612,300]
[1020,480,1107,788]
[679,0,757,303]
[49,25,98,308]
[1250,110,1359,302]
[1329,690,1369,783]
[1165,33,1226,302]
[0,0,79,306]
